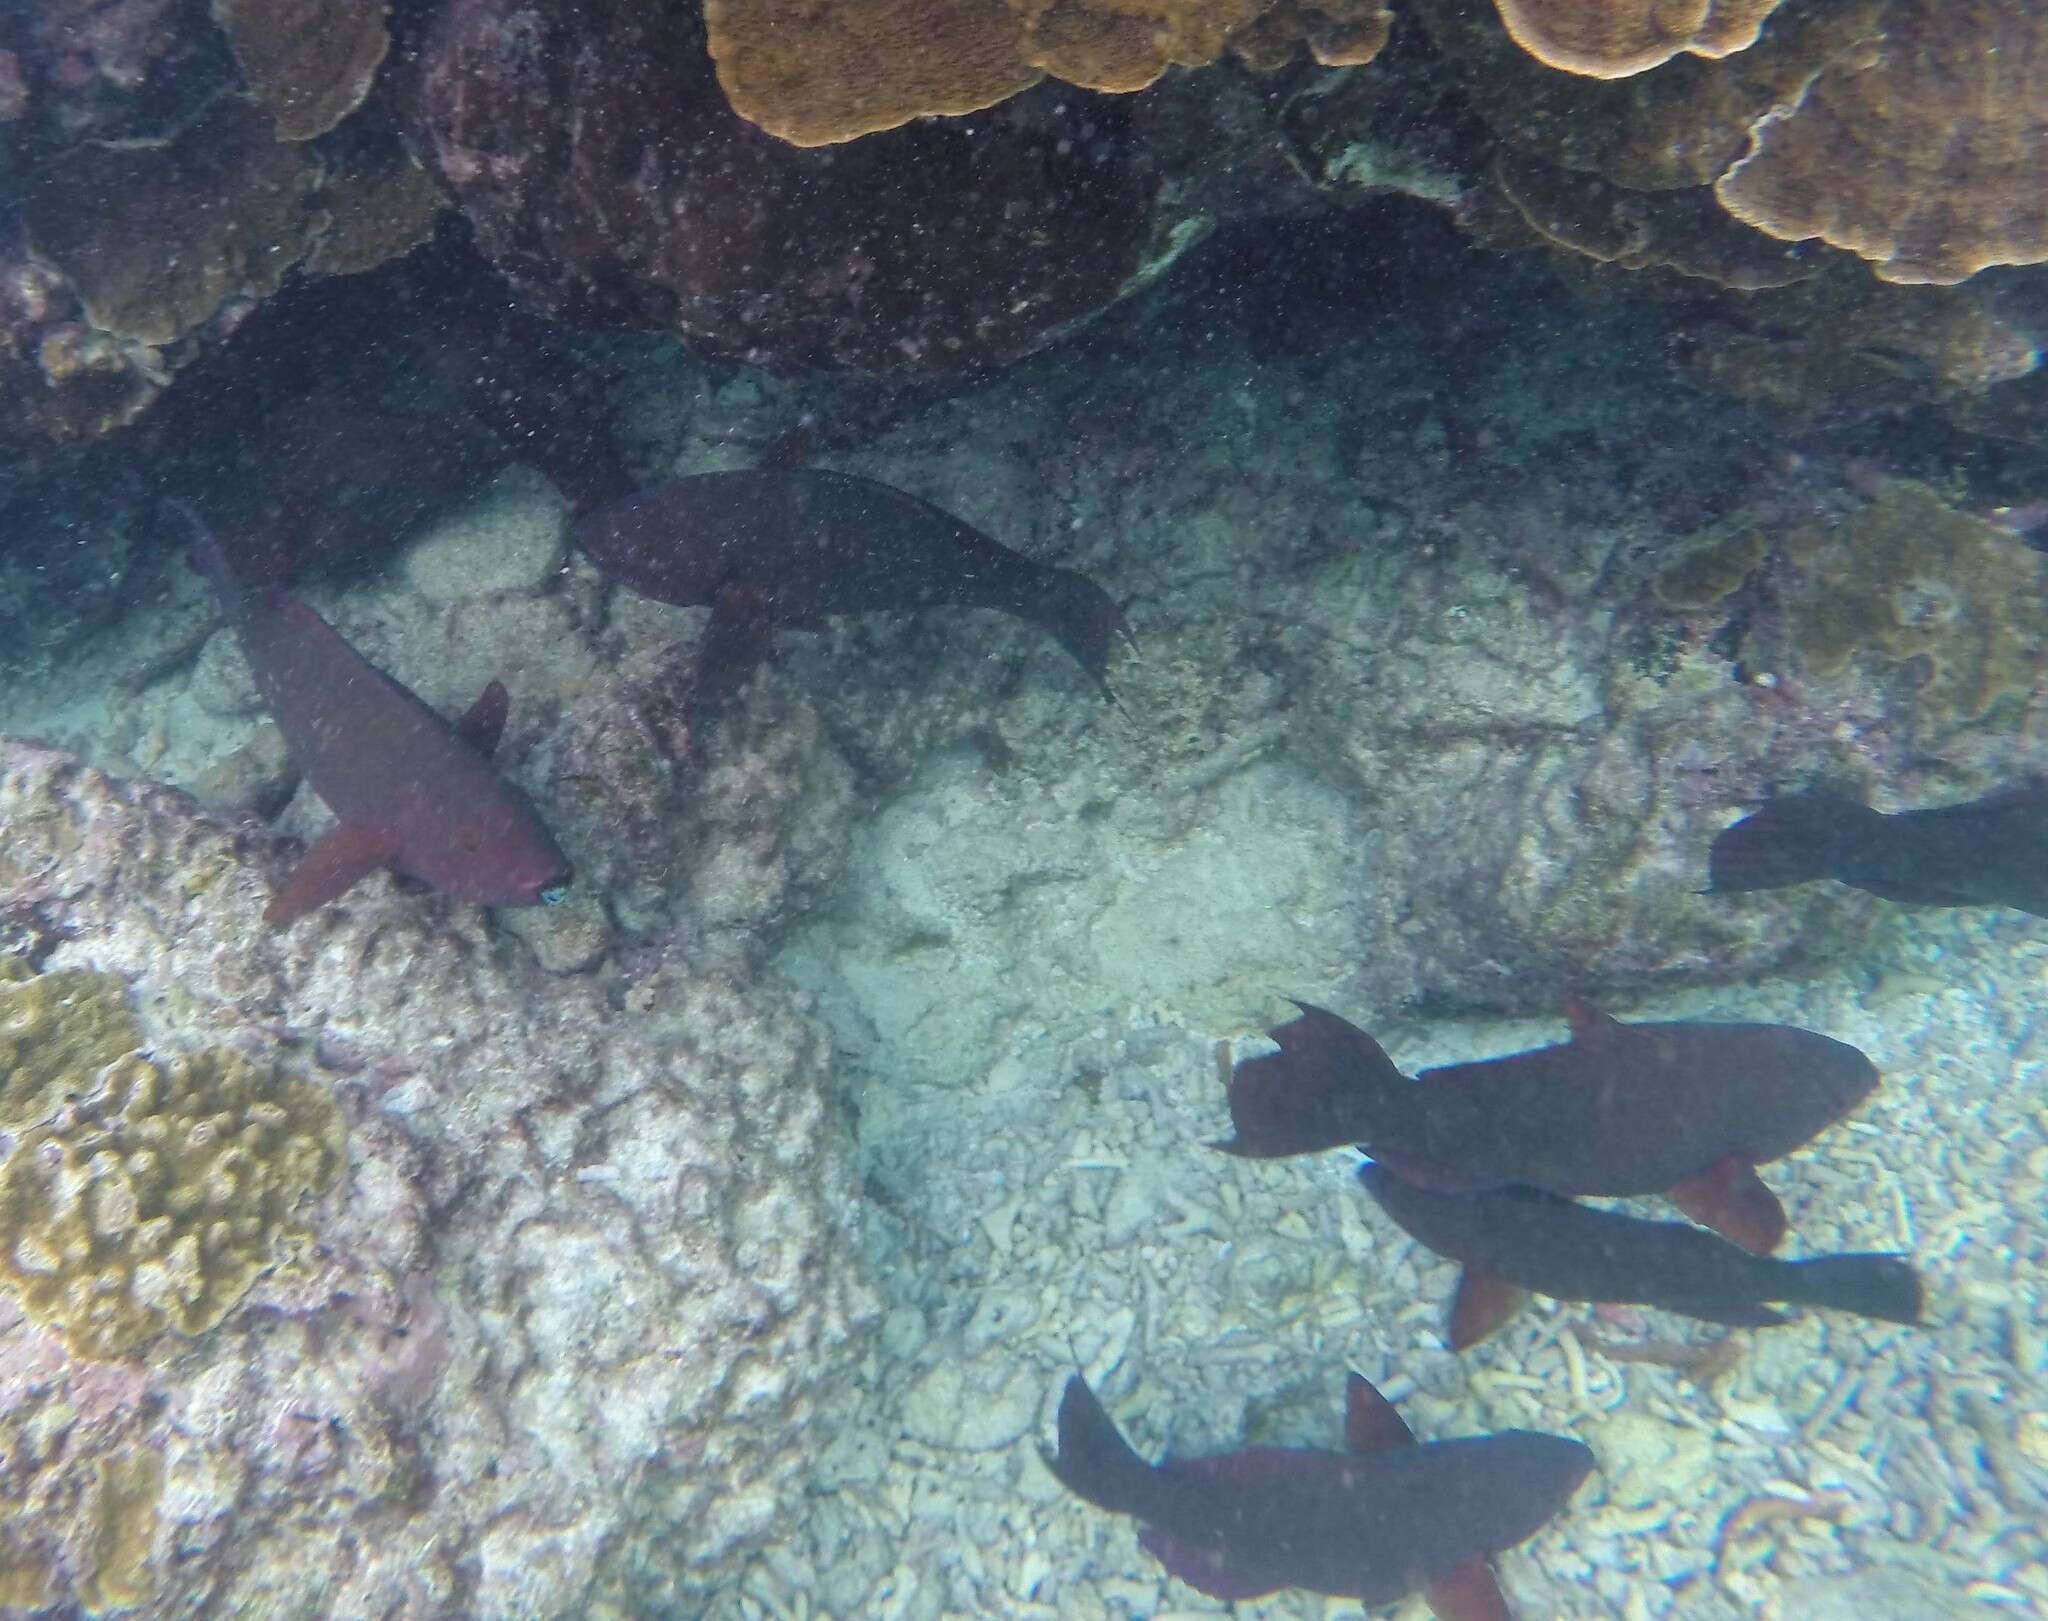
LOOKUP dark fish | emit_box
[413,279,638,516]
[1217,1000,1878,1254]
[1044,1371,1590,1617]
[1708,786,2048,916]
[180,505,573,926]
[572,470,1132,695]
[1359,1164,1924,1350]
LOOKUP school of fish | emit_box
[168,318,2048,1617]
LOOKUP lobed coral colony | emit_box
[1,0,2045,1616]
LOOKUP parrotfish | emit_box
[1708,785,2048,917]
[571,470,1132,696]
[1044,1371,1590,1617]
[1358,1164,1924,1350]
[1217,1000,1878,1254]
[180,504,573,926]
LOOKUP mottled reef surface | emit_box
[2,225,2046,1614]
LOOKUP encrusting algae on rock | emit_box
[0,967,348,1359]
[1787,480,2048,729]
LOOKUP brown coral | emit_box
[212,0,392,141]
[1715,0,2048,284]
[1787,481,2048,728]
[705,0,1389,145]
[0,1045,347,1360]
[304,142,444,276]
[20,96,321,346]
[1489,148,1816,288]
[704,0,1041,149]
[1492,0,1783,78]
[1230,0,1392,70]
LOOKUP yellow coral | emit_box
[0,1530,53,1608]
[1789,480,2048,726]
[78,1452,164,1613]
[0,958,142,1134]
[0,1046,346,1360]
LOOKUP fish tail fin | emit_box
[1038,566,1135,700]
[1214,1001,1406,1158]
[1043,1376,1159,1517]
[1706,791,1873,894]
[168,499,249,614]
[1782,1253,1924,1326]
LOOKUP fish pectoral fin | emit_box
[1135,1526,1278,1602]
[456,679,512,756]
[1562,994,1621,1047]
[1668,1156,1786,1255]
[691,582,783,728]
[265,820,399,926]
[1344,1371,1417,1453]
[1425,1556,1511,1621]
[1448,1267,1529,1351]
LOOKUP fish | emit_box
[178,503,573,926]
[1045,1370,1590,1615]
[1358,1164,1924,1350]
[571,469,1132,697]
[1707,785,2048,917]
[1216,1000,1878,1254]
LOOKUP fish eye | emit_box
[538,884,570,906]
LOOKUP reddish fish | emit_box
[1708,785,2048,917]
[1217,1000,1878,1253]
[572,470,1132,697]
[181,505,573,926]
[1044,1371,1590,1617]
[1358,1165,1924,1349]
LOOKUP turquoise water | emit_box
[1,6,2046,1617]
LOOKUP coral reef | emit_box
[1483,148,1817,289]
[704,0,1393,146]
[1715,0,2048,285]
[213,0,391,141]
[0,958,142,1133]
[408,0,1162,373]
[21,96,321,348]
[0,740,876,1613]
[1780,481,2048,731]
[1652,521,1765,612]
[0,1039,348,1359]
[0,234,165,444]
[1492,0,1784,79]
[703,0,1042,147]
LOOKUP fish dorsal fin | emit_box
[1563,995,1621,1048]
[1344,1372,1416,1453]
[457,680,511,756]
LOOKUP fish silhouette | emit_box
[1708,785,2048,916]
[1359,1165,1924,1349]
[573,469,1131,698]
[1044,1371,1591,1615]
[1217,1000,1877,1254]
[180,504,572,926]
